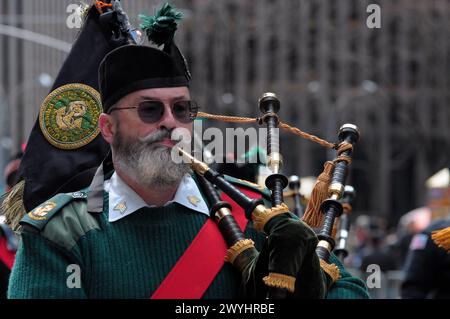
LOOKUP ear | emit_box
[99,113,115,144]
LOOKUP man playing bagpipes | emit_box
[4,2,368,299]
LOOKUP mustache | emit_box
[138,128,178,145]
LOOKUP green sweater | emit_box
[8,183,369,299]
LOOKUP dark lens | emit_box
[137,101,164,123]
[173,101,197,123]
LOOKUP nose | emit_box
[157,103,178,130]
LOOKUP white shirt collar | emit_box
[105,172,210,222]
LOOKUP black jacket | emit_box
[401,219,450,299]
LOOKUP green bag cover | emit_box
[238,213,331,298]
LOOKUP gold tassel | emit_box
[302,161,335,228]
[432,226,450,252]
[1,180,26,232]
[225,239,255,264]
[320,259,341,283]
[262,272,296,293]
[342,202,353,214]
[332,218,339,239]
[252,203,290,232]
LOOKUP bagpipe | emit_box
[283,180,356,263]
[286,175,304,218]
[333,185,356,262]
[177,92,360,298]
[94,0,142,46]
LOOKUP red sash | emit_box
[151,187,260,299]
[0,236,15,270]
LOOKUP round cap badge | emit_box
[28,201,57,221]
[39,83,102,149]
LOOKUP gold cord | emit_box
[196,111,335,149]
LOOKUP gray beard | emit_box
[112,127,191,190]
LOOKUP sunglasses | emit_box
[108,100,198,124]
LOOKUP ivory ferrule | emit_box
[215,207,232,222]
[317,240,332,252]
[329,182,344,199]
[267,152,283,173]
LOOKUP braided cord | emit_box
[196,111,335,149]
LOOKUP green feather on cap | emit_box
[139,3,183,46]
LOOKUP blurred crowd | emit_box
[342,207,449,299]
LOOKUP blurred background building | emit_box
[0,0,449,232]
